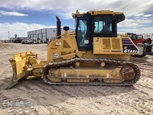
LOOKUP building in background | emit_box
[27,28,65,43]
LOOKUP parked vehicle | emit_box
[12,38,23,43]
[33,38,41,44]
[21,39,33,44]
[127,33,152,56]
[26,39,33,44]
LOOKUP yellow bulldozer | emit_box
[8,10,140,88]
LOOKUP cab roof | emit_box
[72,10,125,23]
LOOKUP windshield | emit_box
[137,35,143,39]
[78,20,87,34]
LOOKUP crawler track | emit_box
[41,58,140,86]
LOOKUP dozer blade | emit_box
[6,80,18,89]
[7,51,38,89]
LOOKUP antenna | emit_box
[123,8,124,13]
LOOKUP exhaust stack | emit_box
[56,16,61,39]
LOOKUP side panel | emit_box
[47,32,78,62]
[122,38,139,54]
[93,37,122,54]
[93,37,139,54]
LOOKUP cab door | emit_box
[76,17,91,51]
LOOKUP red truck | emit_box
[127,33,152,56]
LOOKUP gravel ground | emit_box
[0,43,153,115]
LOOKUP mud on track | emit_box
[0,43,153,115]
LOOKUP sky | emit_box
[0,0,153,40]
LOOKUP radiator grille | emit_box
[102,39,111,49]
[112,39,121,49]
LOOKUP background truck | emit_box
[127,33,152,56]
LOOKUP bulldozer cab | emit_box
[75,11,125,51]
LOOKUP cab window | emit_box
[94,16,113,34]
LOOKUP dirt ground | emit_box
[0,43,153,115]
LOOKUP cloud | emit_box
[0,0,153,17]
[0,0,153,38]
[118,26,153,35]
[144,14,152,17]
[129,14,153,25]
[118,19,138,28]
[118,18,153,34]
[135,13,144,17]
[0,22,56,40]
[0,10,28,16]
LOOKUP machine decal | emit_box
[122,38,133,45]
[64,73,67,77]
[106,74,110,78]
[53,53,60,58]
[123,45,138,53]
[84,40,89,44]
[95,39,99,43]
[55,42,61,46]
